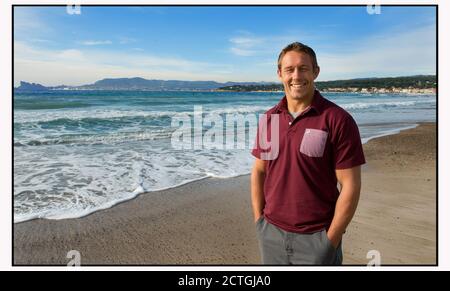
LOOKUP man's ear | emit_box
[313,66,320,80]
[277,69,282,80]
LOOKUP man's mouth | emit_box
[290,81,307,89]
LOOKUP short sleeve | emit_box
[251,113,277,160]
[332,114,366,170]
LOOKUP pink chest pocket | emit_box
[299,129,328,158]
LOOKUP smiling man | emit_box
[251,42,366,265]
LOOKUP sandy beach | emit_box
[13,122,436,265]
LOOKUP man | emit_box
[251,42,365,265]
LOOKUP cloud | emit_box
[229,35,264,56]
[29,38,53,43]
[227,24,436,81]
[317,24,436,80]
[228,31,315,58]
[79,40,113,46]
[56,49,85,61]
[13,22,436,87]
[118,37,137,44]
[15,41,85,63]
[230,47,256,57]
[14,8,48,32]
[230,36,263,46]
[13,41,236,86]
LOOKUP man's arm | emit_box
[327,166,362,248]
[251,158,267,222]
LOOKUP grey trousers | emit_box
[256,216,343,265]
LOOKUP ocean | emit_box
[13,90,436,223]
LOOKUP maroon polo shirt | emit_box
[252,90,365,234]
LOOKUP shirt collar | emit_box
[275,89,324,115]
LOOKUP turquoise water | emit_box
[14,90,436,222]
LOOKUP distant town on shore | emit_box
[15,75,436,94]
[217,75,436,94]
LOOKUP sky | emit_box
[13,5,436,86]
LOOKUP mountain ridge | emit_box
[14,75,436,92]
[14,78,275,91]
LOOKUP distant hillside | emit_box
[317,75,436,90]
[80,77,233,90]
[14,81,49,91]
[14,77,276,91]
[217,75,437,92]
[14,75,436,93]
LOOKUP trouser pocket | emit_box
[305,230,336,265]
[319,230,342,265]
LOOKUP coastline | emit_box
[13,122,436,265]
[215,89,435,94]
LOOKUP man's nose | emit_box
[292,68,301,79]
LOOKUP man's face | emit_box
[278,51,320,101]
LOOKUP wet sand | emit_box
[13,122,436,265]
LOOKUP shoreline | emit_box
[13,122,436,265]
[14,121,425,224]
[214,90,436,95]
[360,123,419,144]
[215,89,436,94]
